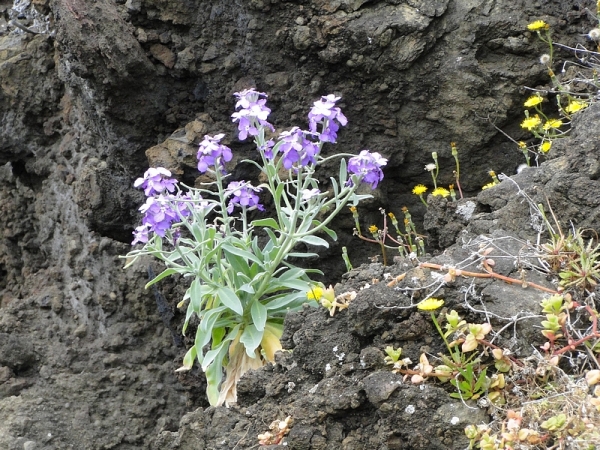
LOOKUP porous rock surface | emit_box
[0,0,598,448]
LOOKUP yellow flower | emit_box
[482,182,498,190]
[369,225,378,234]
[527,20,549,31]
[565,100,588,114]
[307,286,324,301]
[543,119,562,130]
[523,93,543,108]
[518,141,527,149]
[349,206,357,213]
[521,115,541,130]
[412,184,428,195]
[540,140,552,153]
[431,187,450,198]
[417,298,445,311]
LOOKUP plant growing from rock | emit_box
[350,205,426,264]
[514,18,599,165]
[123,90,387,406]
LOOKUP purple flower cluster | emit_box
[308,94,348,143]
[225,181,264,214]
[132,167,204,245]
[277,127,320,169]
[139,196,180,237]
[231,89,275,141]
[131,193,198,245]
[347,150,388,189]
[134,167,178,196]
[197,134,233,173]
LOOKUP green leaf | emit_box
[251,301,267,331]
[145,268,179,289]
[251,218,280,230]
[238,283,255,294]
[190,278,204,313]
[319,223,338,241]
[180,345,197,370]
[299,235,329,248]
[202,325,239,371]
[212,327,226,346]
[264,291,307,312]
[339,158,347,186]
[474,368,488,391]
[222,244,262,266]
[200,306,227,333]
[330,177,339,198]
[274,278,311,291]
[216,286,244,315]
[204,343,228,405]
[274,182,285,204]
[278,267,306,281]
[286,252,319,259]
[240,324,264,357]
[182,300,194,335]
[264,228,279,245]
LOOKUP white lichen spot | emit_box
[309,384,318,394]
[431,271,445,281]
[456,200,476,221]
[405,405,416,414]
[325,363,331,372]
[451,416,460,425]
[332,346,338,352]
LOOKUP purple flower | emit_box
[277,127,320,169]
[197,134,233,173]
[166,192,196,218]
[132,224,151,245]
[308,94,348,143]
[231,89,275,141]
[225,181,264,213]
[134,167,177,197]
[347,150,388,189]
[258,139,275,160]
[139,196,179,237]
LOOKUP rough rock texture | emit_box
[1,0,599,448]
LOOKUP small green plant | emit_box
[450,142,463,199]
[350,206,425,264]
[383,346,403,365]
[390,299,499,401]
[123,91,387,406]
[450,364,488,401]
[413,143,499,203]
[537,202,600,291]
